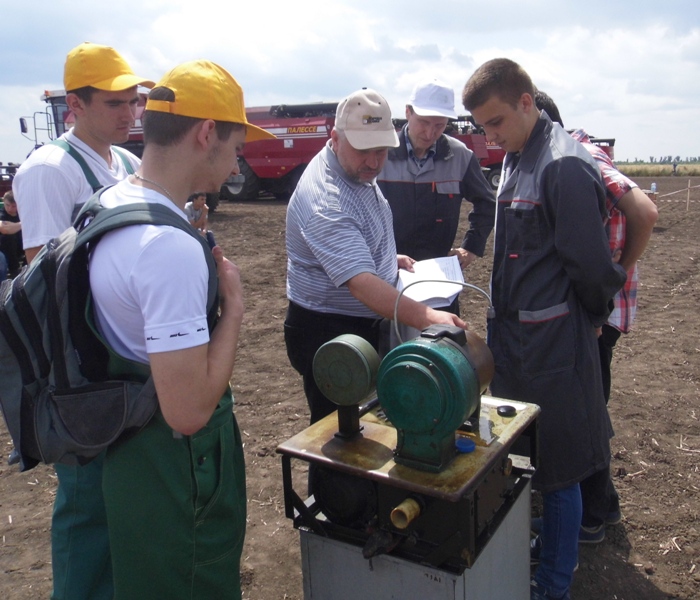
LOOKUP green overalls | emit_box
[102,345,247,600]
[53,305,246,600]
[103,388,246,599]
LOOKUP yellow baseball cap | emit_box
[145,60,275,143]
[64,42,154,92]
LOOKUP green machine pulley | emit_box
[313,334,381,437]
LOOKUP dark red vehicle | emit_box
[20,89,147,156]
[588,137,615,160]
[20,94,506,203]
[234,102,338,201]
[21,93,612,205]
[233,103,507,200]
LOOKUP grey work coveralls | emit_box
[488,114,627,493]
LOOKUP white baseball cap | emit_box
[408,79,458,119]
[335,88,399,150]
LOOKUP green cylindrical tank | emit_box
[313,334,380,406]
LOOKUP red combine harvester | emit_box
[19,93,614,208]
[236,103,506,201]
[233,102,339,201]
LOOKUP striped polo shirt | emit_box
[286,141,398,318]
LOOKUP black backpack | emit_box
[0,189,218,471]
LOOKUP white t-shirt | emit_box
[89,179,211,364]
[12,129,140,249]
[184,201,204,224]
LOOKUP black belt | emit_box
[286,301,382,330]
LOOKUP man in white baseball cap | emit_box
[378,78,495,315]
[408,79,459,119]
[284,87,467,425]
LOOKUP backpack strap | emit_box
[50,140,136,191]
[75,189,219,320]
[112,147,136,175]
[51,139,101,192]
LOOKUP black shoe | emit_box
[579,523,606,544]
[531,517,543,536]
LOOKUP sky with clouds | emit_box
[1,0,698,164]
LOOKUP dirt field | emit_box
[1,176,698,599]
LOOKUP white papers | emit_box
[396,255,465,308]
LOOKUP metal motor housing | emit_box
[377,325,494,472]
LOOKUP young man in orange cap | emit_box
[12,42,153,600]
[88,60,273,599]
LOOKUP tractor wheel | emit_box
[231,159,260,201]
[273,167,304,201]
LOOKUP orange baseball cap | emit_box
[64,42,154,92]
[145,60,275,143]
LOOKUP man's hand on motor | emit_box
[427,307,468,330]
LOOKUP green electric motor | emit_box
[377,324,494,472]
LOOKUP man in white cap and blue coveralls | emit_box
[377,78,496,310]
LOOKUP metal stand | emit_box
[300,479,531,600]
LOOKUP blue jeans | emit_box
[533,483,581,599]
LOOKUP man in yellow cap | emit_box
[13,42,154,264]
[88,59,273,599]
[12,42,153,600]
